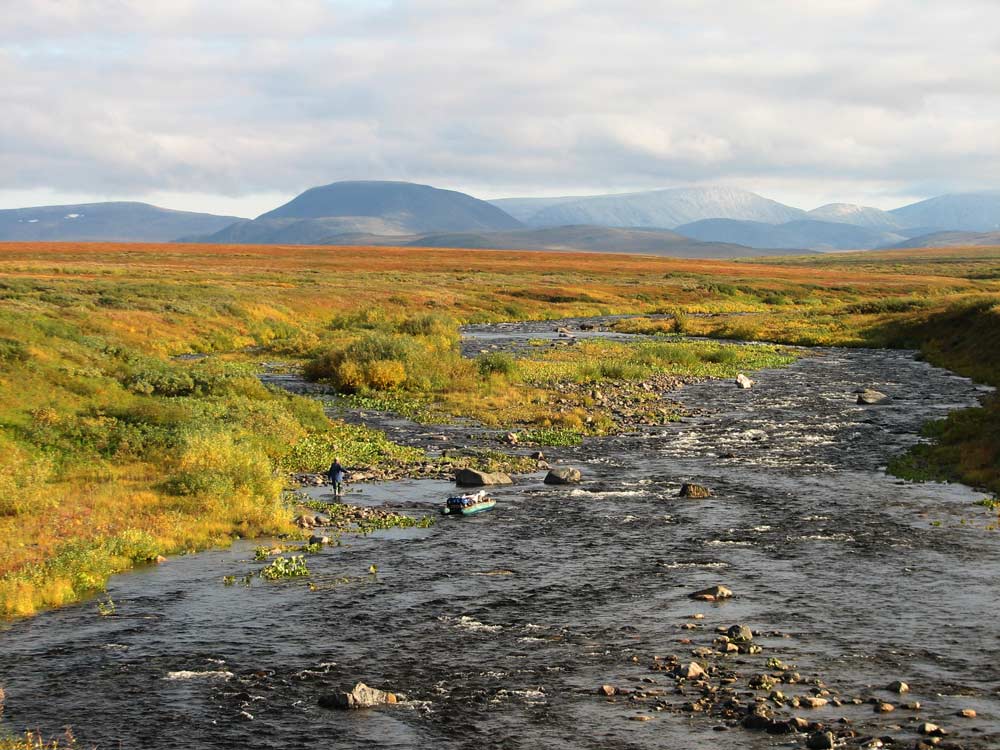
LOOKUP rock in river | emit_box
[544,467,582,484]
[736,373,754,389]
[319,682,399,710]
[886,680,909,693]
[806,731,835,749]
[679,483,712,498]
[857,389,889,405]
[727,624,753,643]
[689,585,733,601]
[454,468,513,487]
[674,662,706,680]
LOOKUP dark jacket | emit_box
[328,461,345,483]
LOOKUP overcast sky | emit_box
[3,0,999,217]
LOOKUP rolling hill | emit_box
[888,230,1000,249]
[298,225,817,259]
[674,218,905,251]
[0,202,244,242]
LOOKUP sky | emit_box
[3,0,1000,218]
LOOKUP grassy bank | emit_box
[0,242,998,617]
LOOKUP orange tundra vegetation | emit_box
[0,241,997,617]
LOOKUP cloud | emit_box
[2,0,999,211]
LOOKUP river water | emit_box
[1,323,998,749]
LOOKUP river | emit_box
[1,321,997,749]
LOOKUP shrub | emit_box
[477,351,517,377]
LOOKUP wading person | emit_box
[328,457,346,497]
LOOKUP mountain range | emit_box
[0,202,242,242]
[2,181,1000,257]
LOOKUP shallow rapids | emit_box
[1,324,997,749]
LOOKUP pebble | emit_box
[957,708,976,718]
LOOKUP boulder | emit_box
[294,514,316,529]
[958,708,976,718]
[530,450,546,461]
[806,731,835,750]
[544,467,582,484]
[727,624,753,643]
[319,682,398,710]
[736,373,754,389]
[673,662,706,680]
[308,535,330,545]
[556,326,575,338]
[917,723,946,737]
[857,389,889,405]
[887,680,909,693]
[679,483,712,498]
[454,468,513,487]
[597,684,617,696]
[689,585,733,601]
[503,431,519,445]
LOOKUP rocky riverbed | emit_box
[0,320,997,749]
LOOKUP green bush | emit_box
[477,351,517,377]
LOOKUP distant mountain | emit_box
[890,192,1000,232]
[674,218,905,251]
[489,195,593,223]
[494,187,806,229]
[0,202,244,242]
[888,230,1000,249]
[257,180,522,233]
[807,203,906,230]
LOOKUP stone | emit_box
[454,468,513,487]
[749,674,777,690]
[308,535,330,545]
[319,682,398,710]
[556,326,575,338]
[806,731,835,749]
[887,680,909,693]
[503,431,519,445]
[674,662,706,680]
[874,702,894,713]
[155,555,167,564]
[857,389,889,405]
[742,714,774,731]
[800,696,829,709]
[917,723,946,737]
[544,467,582,485]
[294,514,316,529]
[530,451,545,461]
[727,624,753,642]
[679,482,712,498]
[957,709,976,718]
[598,684,617,696]
[736,373,754,389]
[630,715,653,721]
[689,585,733,601]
